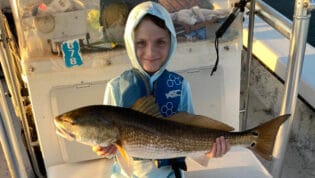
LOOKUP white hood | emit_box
[124,2,177,88]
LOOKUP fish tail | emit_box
[249,114,290,160]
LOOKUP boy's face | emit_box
[134,18,170,74]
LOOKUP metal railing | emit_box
[252,0,292,39]
[243,0,314,177]
[0,11,45,178]
[0,81,27,178]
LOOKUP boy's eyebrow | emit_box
[157,37,168,40]
[135,36,168,40]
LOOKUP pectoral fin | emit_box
[114,143,133,177]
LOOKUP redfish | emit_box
[54,96,289,161]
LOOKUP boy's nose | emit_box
[145,43,156,58]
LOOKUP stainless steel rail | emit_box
[0,81,25,178]
[0,11,45,178]
[242,0,293,131]
[241,0,256,131]
[271,0,312,177]
[253,0,292,39]
[244,0,313,177]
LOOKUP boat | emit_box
[1,0,314,178]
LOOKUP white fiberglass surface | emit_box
[179,66,224,123]
[50,81,107,163]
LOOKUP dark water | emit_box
[263,0,315,47]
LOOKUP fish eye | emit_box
[251,131,259,137]
[62,117,76,125]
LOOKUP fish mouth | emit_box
[55,127,76,141]
[54,120,76,141]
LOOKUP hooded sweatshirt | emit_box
[104,2,194,115]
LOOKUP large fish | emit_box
[54,96,289,163]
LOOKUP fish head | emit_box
[54,106,119,147]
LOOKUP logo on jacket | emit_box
[165,90,181,99]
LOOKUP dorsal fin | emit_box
[131,96,163,118]
[131,96,234,131]
[168,112,234,131]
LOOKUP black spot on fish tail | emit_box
[251,131,259,137]
[249,114,290,160]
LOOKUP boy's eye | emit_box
[136,41,145,48]
[157,40,166,46]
